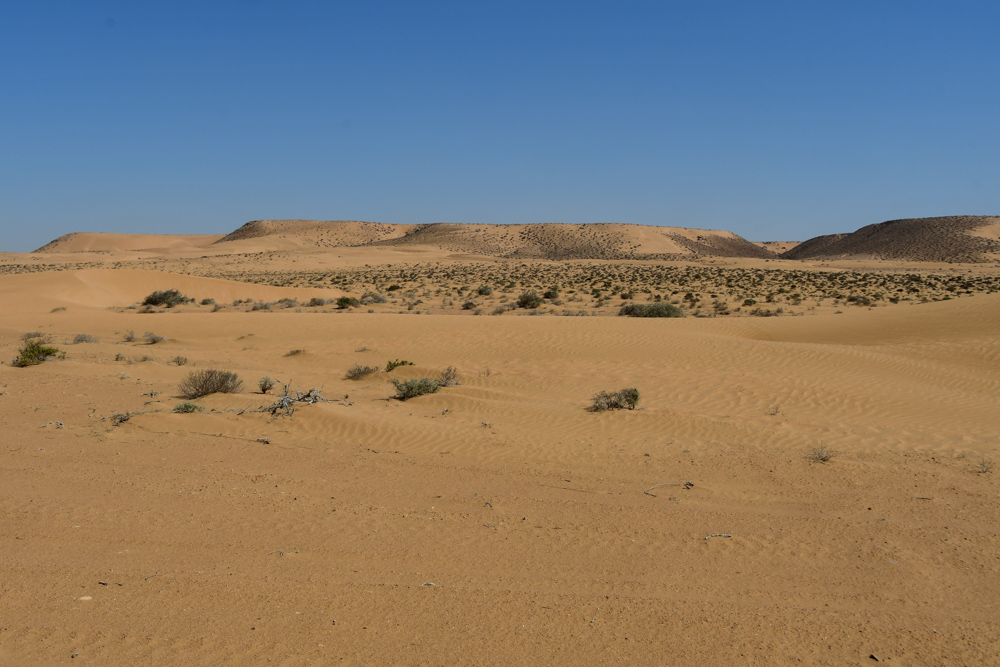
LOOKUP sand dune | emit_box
[35,232,224,254]
[213,220,777,259]
[784,216,1000,262]
[1,261,998,664]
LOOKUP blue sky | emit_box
[3,1,999,251]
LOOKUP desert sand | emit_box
[1,226,999,665]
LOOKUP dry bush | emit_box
[73,334,98,344]
[390,377,441,400]
[258,376,276,394]
[122,330,135,342]
[285,349,305,356]
[178,369,243,399]
[976,457,994,474]
[171,356,188,366]
[346,363,380,380]
[438,366,460,387]
[590,388,640,411]
[143,332,165,344]
[809,445,835,463]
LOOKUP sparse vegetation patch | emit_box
[178,369,243,399]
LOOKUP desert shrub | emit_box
[618,303,684,318]
[285,349,305,356]
[743,299,757,306]
[73,334,98,344]
[200,298,215,306]
[976,457,993,474]
[143,332,165,344]
[12,340,63,367]
[123,330,136,342]
[477,286,492,296]
[543,289,559,300]
[362,293,387,304]
[258,376,276,394]
[846,294,873,306]
[336,296,360,309]
[385,359,415,372]
[461,301,477,310]
[251,302,272,311]
[173,401,203,413]
[590,388,640,411]
[387,284,401,292]
[142,290,191,308]
[171,356,188,366]
[178,369,243,399]
[390,377,441,400]
[308,297,327,307]
[517,290,543,309]
[808,446,834,463]
[276,298,299,309]
[346,363,380,380]
[438,366,460,386]
[21,332,44,340]
[748,307,781,317]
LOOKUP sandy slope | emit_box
[35,233,224,254]
[1,267,998,665]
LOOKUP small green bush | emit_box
[618,303,684,318]
[143,290,192,308]
[461,301,477,310]
[390,377,441,400]
[590,388,640,411]
[386,359,415,372]
[477,286,492,296]
[173,401,203,414]
[517,290,543,309]
[12,340,63,367]
[336,296,360,309]
[200,298,215,306]
[308,297,327,307]
[178,369,243,399]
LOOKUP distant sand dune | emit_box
[783,216,1000,262]
[215,220,777,260]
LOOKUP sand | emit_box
[1,237,999,665]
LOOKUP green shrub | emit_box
[178,369,243,399]
[618,303,684,318]
[308,297,327,307]
[590,388,640,411]
[517,290,543,309]
[390,377,441,400]
[142,290,192,308]
[543,289,559,300]
[461,301,477,310]
[386,359,415,372]
[173,401,203,414]
[336,296,360,309]
[12,340,63,367]
[200,298,215,306]
[477,286,492,296]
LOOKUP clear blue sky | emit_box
[3,1,999,251]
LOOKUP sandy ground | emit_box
[1,246,999,665]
